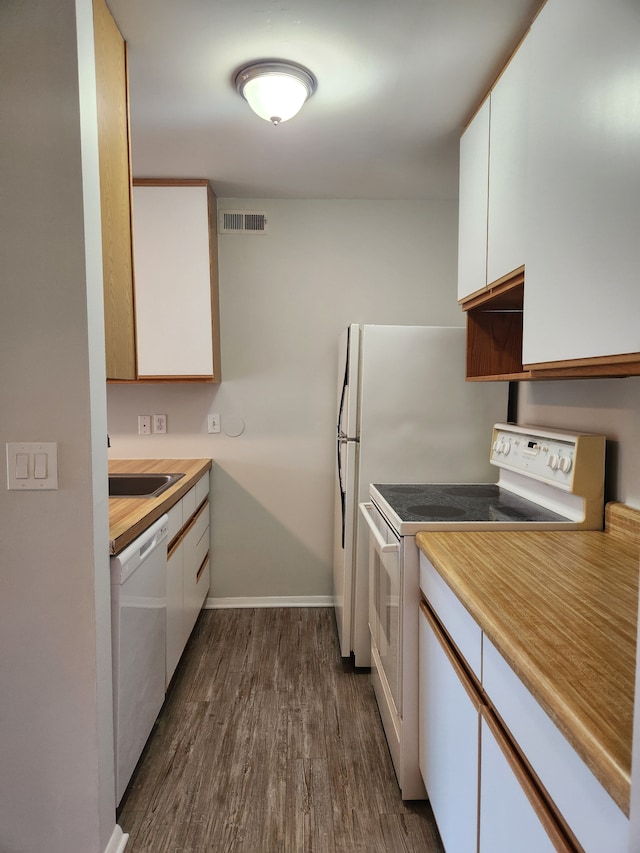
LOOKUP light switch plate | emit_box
[6,442,58,490]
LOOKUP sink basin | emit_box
[108,472,184,498]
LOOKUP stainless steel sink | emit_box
[108,472,184,498]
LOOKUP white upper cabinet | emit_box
[523,0,640,366]
[486,34,530,286]
[132,180,221,381]
[458,33,531,303]
[458,98,490,301]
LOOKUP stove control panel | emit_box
[490,423,605,493]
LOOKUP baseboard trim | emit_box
[104,825,129,853]
[205,595,334,609]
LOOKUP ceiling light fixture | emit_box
[234,61,317,126]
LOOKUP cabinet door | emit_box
[483,637,628,853]
[523,0,640,365]
[93,0,136,380]
[419,603,480,852]
[182,502,210,643]
[486,35,530,285]
[479,713,563,853]
[166,541,183,688]
[132,181,221,381]
[458,98,490,301]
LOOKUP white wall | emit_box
[0,2,115,852]
[107,198,461,600]
[517,378,640,508]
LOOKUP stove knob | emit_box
[493,439,500,453]
[501,440,511,456]
[559,456,572,474]
[548,454,559,471]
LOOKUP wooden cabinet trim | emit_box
[461,267,524,312]
[526,352,640,378]
[196,555,209,583]
[94,0,137,380]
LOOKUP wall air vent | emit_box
[218,211,268,235]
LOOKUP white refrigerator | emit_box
[332,324,508,666]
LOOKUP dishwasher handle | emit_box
[359,502,400,553]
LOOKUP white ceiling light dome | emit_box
[234,61,317,126]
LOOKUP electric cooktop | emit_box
[372,482,571,527]
[369,423,607,535]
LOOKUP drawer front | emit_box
[185,501,209,578]
[195,471,209,507]
[483,637,628,853]
[167,500,183,545]
[182,486,196,525]
[419,552,482,680]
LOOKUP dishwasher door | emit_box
[110,514,168,805]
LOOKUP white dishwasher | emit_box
[110,513,168,806]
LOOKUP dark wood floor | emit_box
[118,607,444,852]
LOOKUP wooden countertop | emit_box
[416,502,640,816]
[108,458,212,554]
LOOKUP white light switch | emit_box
[6,442,58,490]
[34,452,48,479]
[15,453,29,479]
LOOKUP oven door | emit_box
[360,501,402,714]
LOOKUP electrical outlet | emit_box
[207,413,221,434]
[138,415,151,435]
[153,414,167,434]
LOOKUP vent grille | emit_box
[219,211,268,234]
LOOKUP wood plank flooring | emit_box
[118,607,445,852]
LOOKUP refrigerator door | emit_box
[332,432,359,657]
[332,324,362,657]
[351,325,508,665]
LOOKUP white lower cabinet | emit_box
[182,502,210,642]
[165,472,210,687]
[418,552,621,852]
[483,637,628,853]
[419,603,480,852]
[479,711,557,853]
[166,541,184,686]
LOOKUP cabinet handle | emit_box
[196,555,209,582]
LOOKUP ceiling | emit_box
[107,0,544,200]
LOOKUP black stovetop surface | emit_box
[372,482,570,524]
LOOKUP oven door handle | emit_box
[359,502,400,553]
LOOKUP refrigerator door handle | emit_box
[337,335,351,547]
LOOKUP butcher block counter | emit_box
[108,458,212,554]
[416,502,640,816]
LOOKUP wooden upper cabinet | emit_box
[93,0,136,380]
[131,180,222,383]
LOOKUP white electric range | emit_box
[360,423,606,800]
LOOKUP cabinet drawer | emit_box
[419,552,482,680]
[182,486,197,524]
[483,637,628,853]
[195,471,209,507]
[167,500,183,545]
[184,501,209,578]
